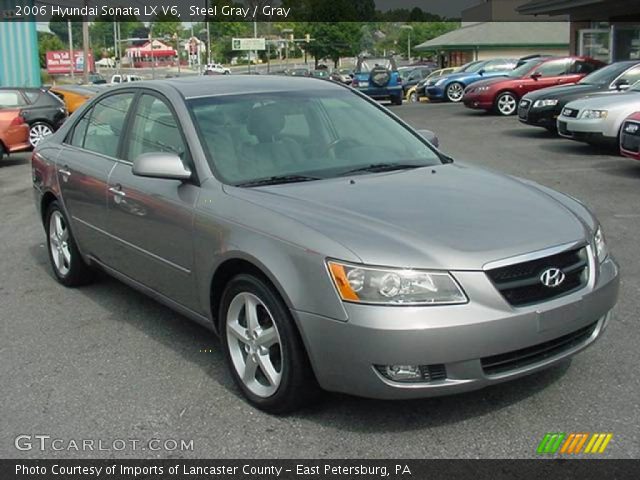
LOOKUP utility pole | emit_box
[67,19,74,81]
[82,0,89,84]
[150,25,155,79]
[204,0,211,64]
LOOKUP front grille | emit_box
[562,107,579,118]
[422,364,447,382]
[486,247,589,307]
[518,99,531,120]
[621,121,640,153]
[481,321,597,375]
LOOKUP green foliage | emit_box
[150,13,183,39]
[48,15,82,47]
[304,22,362,67]
[90,17,147,55]
[37,32,65,68]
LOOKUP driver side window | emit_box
[533,60,570,77]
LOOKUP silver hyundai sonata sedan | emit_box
[32,76,619,413]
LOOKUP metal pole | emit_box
[116,22,121,73]
[68,20,74,81]
[82,1,89,84]
[150,26,155,79]
[408,31,411,63]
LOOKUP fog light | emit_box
[378,365,422,382]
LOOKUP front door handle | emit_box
[108,186,126,198]
[59,166,71,178]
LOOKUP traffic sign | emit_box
[232,38,266,51]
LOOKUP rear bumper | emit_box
[295,257,619,400]
[357,85,402,99]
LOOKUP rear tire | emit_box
[391,95,403,106]
[45,201,94,287]
[408,91,418,103]
[29,121,54,148]
[220,273,320,413]
[0,144,5,161]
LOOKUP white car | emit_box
[557,81,640,145]
[204,63,231,75]
[110,74,143,84]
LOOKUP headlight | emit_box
[327,261,467,305]
[594,226,609,263]
[476,86,490,92]
[533,99,558,108]
[580,109,608,119]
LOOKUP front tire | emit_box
[220,274,318,413]
[445,82,465,102]
[495,92,518,116]
[408,91,418,103]
[45,201,94,286]
[29,122,54,148]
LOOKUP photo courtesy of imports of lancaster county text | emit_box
[2,0,640,478]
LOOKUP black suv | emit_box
[0,87,67,147]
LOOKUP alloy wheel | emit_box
[226,292,283,398]
[49,210,71,276]
[29,123,53,148]
[497,93,517,116]
[446,83,464,102]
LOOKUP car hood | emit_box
[565,90,640,110]
[226,164,590,270]
[523,83,597,101]
[469,77,517,89]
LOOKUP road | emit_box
[1,102,638,459]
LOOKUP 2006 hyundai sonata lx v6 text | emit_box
[31,76,619,413]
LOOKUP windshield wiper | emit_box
[235,175,321,187]
[340,163,423,176]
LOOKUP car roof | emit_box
[123,75,343,99]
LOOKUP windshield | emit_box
[579,62,635,85]
[189,90,442,186]
[507,59,544,77]
[458,61,484,73]
[631,80,640,92]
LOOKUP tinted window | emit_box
[0,90,25,107]
[23,90,40,103]
[125,94,187,162]
[70,114,89,147]
[533,59,570,77]
[81,93,134,157]
[571,60,599,74]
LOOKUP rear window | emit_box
[358,59,395,72]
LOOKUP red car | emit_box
[0,109,30,161]
[462,56,606,116]
[620,112,640,160]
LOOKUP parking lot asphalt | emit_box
[1,102,638,459]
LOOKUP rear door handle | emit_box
[58,167,71,177]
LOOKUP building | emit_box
[415,22,570,67]
[518,0,640,62]
[462,0,564,21]
[125,39,177,68]
[0,2,40,87]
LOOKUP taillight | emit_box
[10,113,25,126]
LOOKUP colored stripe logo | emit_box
[537,433,613,454]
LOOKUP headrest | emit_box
[247,104,285,142]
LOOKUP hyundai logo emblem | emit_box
[540,268,566,288]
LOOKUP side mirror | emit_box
[132,152,192,181]
[478,68,485,76]
[530,72,542,80]
[614,79,630,91]
[417,129,439,148]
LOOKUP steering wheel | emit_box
[323,138,362,156]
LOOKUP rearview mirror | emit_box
[614,78,630,91]
[132,152,192,181]
[417,129,439,148]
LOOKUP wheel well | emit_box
[210,258,272,330]
[40,192,57,225]
[495,89,518,102]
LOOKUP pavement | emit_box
[1,102,638,459]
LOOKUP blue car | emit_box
[352,56,403,105]
[426,58,518,102]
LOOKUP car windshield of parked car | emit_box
[578,62,634,85]
[507,59,545,77]
[630,80,640,91]
[189,90,442,185]
[457,61,483,73]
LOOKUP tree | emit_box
[49,15,82,47]
[37,32,65,68]
[150,13,183,40]
[305,23,362,68]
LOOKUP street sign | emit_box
[232,38,266,51]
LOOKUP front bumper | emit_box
[620,120,640,160]
[557,116,616,144]
[426,85,445,100]
[295,257,619,399]
[518,103,559,128]
[463,92,494,110]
